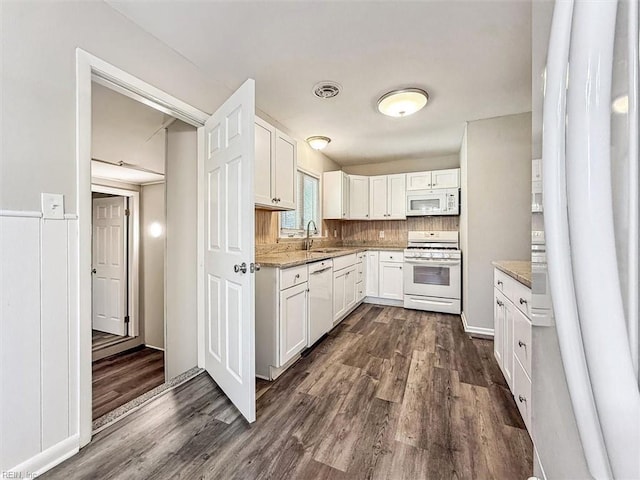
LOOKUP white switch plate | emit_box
[41,193,64,219]
[379,230,385,239]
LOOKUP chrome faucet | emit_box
[305,220,318,251]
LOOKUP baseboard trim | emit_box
[145,344,165,352]
[9,434,79,476]
[461,311,494,338]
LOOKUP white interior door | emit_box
[92,196,127,336]
[202,79,256,422]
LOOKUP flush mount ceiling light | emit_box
[377,88,429,117]
[306,136,331,150]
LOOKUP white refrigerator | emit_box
[533,0,640,479]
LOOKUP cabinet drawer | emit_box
[513,307,532,378]
[333,253,357,271]
[512,279,532,318]
[513,357,532,434]
[379,251,403,263]
[494,269,511,297]
[280,265,308,290]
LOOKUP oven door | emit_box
[403,258,461,298]
[406,190,447,216]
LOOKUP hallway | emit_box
[45,304,531,479]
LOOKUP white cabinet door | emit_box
[379,262,403,300]
[369,176,388,219]
[279,283,308,366]
[406,171,432,190]
[254,118,275,208]
[365,251,379,297]
[494,290,505,369]
[344,266,357,311]
[387,174,406,219]
[273,130,296,210]
[348,175,369,219]
[323,171,350,219]
[431,168,460,189]
[333,269,346,322]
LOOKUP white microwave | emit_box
[406,188,459,216]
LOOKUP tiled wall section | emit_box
[255,208,459,253]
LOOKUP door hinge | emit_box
[124,315,130,324]
[125,208,130,216]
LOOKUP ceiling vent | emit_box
[313,81,342,99]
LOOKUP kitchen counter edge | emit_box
[257,246,405,268]
[492,260,532,288]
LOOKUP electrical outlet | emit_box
[379,230,385,239]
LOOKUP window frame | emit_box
[279,167,323,238]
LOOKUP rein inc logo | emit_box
[1,472,39,479]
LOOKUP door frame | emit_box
[76,49,209,446]
[91,185,140,340]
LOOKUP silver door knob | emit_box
[250,263,261,273]
[234,262,247,274]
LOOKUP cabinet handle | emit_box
[295,274,300,279]
[518,340,526,348]
[497,280,503,286]
[272,197,277,203]
[519,298,528,305]
[496,299,504,307]
[518,395,527,403]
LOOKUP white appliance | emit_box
[403,231,461,314]
[536,1,640,479]
[405,188,459,216]
[307,259,333,346]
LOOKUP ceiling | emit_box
[92,82,169,184]
[107,1,532,166]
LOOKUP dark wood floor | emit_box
[92,346,165,419]
[47,305,531,479]
[92,329,127,351]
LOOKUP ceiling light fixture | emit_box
[306,136,331,150]
[377,88,429,117]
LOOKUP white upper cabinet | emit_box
[348,175,370,219]
[323,171,349,219]
[369,174,406,220]
[431,168,460,189]
[406,168,460,191]
[254,117,297,210]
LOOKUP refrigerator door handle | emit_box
[542,1,613,478]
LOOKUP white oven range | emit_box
[403,230,461,314]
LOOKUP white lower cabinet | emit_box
[279,282,308,366]
[493,267,532,435]
[379,261,403,300]
[365,251,379,297]
[333,264,356,323]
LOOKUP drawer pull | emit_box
[295,274,300,279]
[496,299,504,307]
[518,340,526,348]
[497,280,503,286]
[518,395,527,403]
[519,298,528,305]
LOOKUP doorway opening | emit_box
[89,80,193,424]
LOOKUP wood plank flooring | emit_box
[92,329,127,351]
[47,305,531,479]
[92,346,165,419]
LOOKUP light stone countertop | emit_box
[492,260,532,288]
[256,246,405,268]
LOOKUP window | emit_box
[280,170,320,236]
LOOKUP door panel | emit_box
[274,130,296,210]
[202,79,256,423]
[369,176,388,219]
[387,174,407,219]
[92,196,127,336]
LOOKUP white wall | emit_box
[342,153,459,176]
[0,1,230,473]
[460,112,531,333]
[165,121,198,379]
[140,183,165,350]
